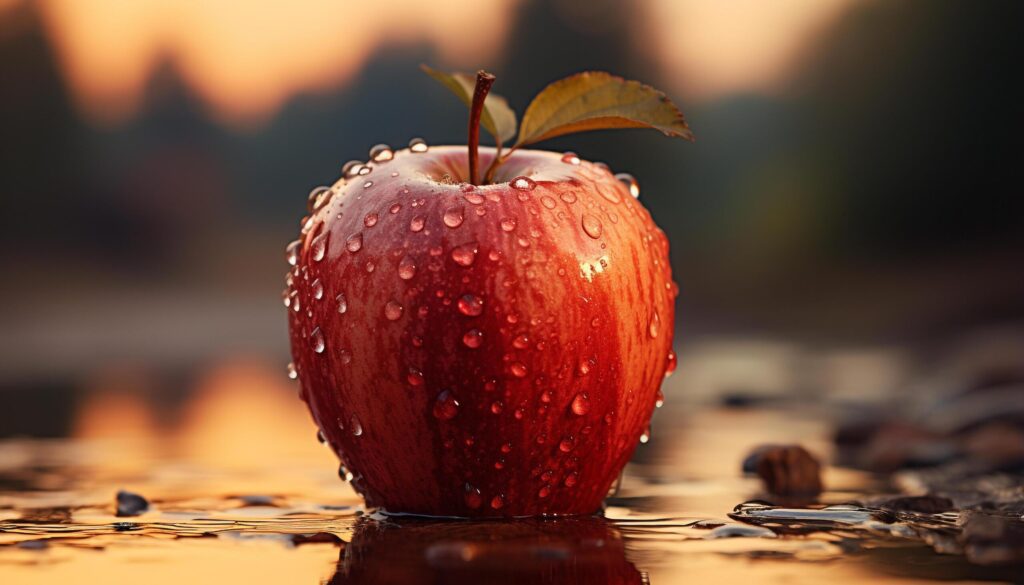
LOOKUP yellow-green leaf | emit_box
[421,64,518,146]
[515,71,693,147]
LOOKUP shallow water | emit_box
[0,362,1019,584]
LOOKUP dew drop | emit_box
[490,401,503,414]
[665,350,678,377]
[640,428,650,444]
[559,436,575,452]
[369,143,394,162]
[509,362,527,378]
[350,415,363,436]
[538,485,551,498]
[311,233,327,262]
[311,327,325,353]
[406,367,424,386]
[464,192,485,205]
[500,217,517,232]
[564,472,579,487]
[410,216,425,232]
[490,495,504,510]
[285,239,301,266]
[655,390,665,409]
[338,464,354,482]
[571,393,590,416]
[311,279,324,300]
[451,242,478,267]
[398,255,417,280]
[615,173,640,198]
[442,206,465,228]
[560,192,577,204]
[307,186,331,211]
[581,214,603,239]
[649,311,660,338]
[339,349,352,364]
[462,329,483,348]
[363,181,373,189]
[511,176,536,191]
[345,233,363,253]
[364,213,379,227]
[389,203,402,214]
[512,334,529,349]
[408,137,428,153]
[541,196,556,209]
[463,484,482,509]
[384,300,404,321]
[457,294,483,317]
[342,160,363,178]
[561,152,581,165]
[433,390,459,420]
[336,293,348,314]
[286,362,298,380]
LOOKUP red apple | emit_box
[284,69,688,517]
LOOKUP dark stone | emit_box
[743,445,823,496]
[115,489,149,517]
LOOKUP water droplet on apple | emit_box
[451,242,477,266]
[358,165,372,176]
[464,192,485,204]
[511,176,536,190]
[500,217,517,232]
[338,464,354,482]
[665,350,677,377]
[512,334,529,349]
[336,293,348,314]
[615,173,640,198]
[339,349,352,364]
[538,485,551,498]
[384,300,404,321]
[571,393,590,416]
[398,255,417,280]
[655,390,665,408]
[514,408,524,420]
[406,367,424,386]
[369,143,393,162]
[490,401,503,414]
[457,294,483,316]
[311,233,327,262]
[490,495,504,509]
[541,196,556,209]
[581,214,603,239]
[389,203,402,214]
[559,436,575,452]
[433,390,459,420]
[561,152,581,165]
[564,472,579,487]
[410,216,425,232]
[462,329,483,348]
[649,311,660,338]
[286,362,298,380]
[560,192,577,204]
[408,137,428,153]
[346,233,363,253]
[362,181,373,189]
[311,279,323,300]
[640,427,651,444]
[509,362,527,378]
[307,186,331,212]
[289,291,300,312]
[364,213,378,228]
[463,484,482,509]
[350,415,363,436]
[311,327,325,353]
[342,160,363,178]
[285,240,301,266]
[442,206,464,228]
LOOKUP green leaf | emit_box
[421,64,517,146]
[515,71,693,147]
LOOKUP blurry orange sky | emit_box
[19,0,857,126]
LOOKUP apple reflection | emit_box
[328,515,645,585]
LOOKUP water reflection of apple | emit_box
[327,515,645,585]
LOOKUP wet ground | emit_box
[1,358,1022,584]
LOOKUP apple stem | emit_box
[467,70,495,186]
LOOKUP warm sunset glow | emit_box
[642,0,859,100]
[38,0,519,126]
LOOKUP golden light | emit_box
[38,0,519,126]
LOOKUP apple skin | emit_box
[286,145,676,517]
[328,515,643,584]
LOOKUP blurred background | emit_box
[1,0,1022,442]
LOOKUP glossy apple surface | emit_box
[286,145,676,517]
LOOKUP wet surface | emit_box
[1,361,1022,584]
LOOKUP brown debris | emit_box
[743,445,823,496]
